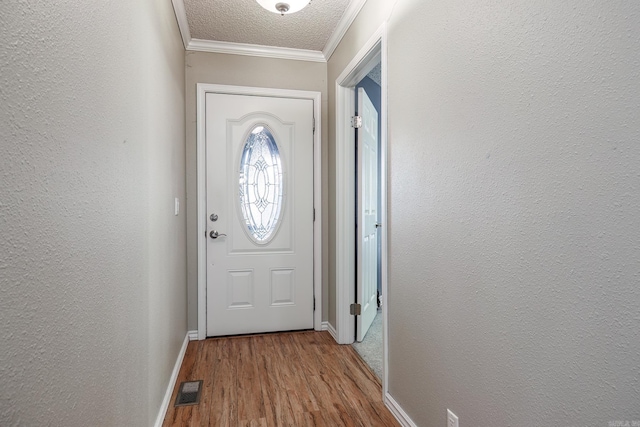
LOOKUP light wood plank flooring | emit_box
[163,331,400,427]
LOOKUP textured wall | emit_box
[329,0,640,425]
[0,0,186,425]
[386,0,640,425]
[184,52,328,331]
[144,1,188,423]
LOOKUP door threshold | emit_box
[205,328,315,340]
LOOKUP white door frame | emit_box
[196,84,322,340]
[334,23,389,390]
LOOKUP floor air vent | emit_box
[174,380,203,407]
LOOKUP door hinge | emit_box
[313,208,316,222]
[313,297,316,311]
[351,115,362,128]
[350,303,361,316]
[313,117,316,134]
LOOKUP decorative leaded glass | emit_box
[239,126,284,243]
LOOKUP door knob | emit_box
[209,230,227,239]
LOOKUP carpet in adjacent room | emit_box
[351,309,383,380]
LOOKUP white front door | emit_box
[356,87,379,342]
[205,92,314,337]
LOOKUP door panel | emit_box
[205,93,314,337]
[357,87,379,342]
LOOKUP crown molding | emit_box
[187,39,326,62]
[171,0,364,63]
[171,0,192,49]
[322,0,367,61]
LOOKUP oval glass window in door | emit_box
[239,125,284,243]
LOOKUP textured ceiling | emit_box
[184,0,351,51]
[367,63,381,86]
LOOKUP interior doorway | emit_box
[334,24,388,395]
[352,63,383,380]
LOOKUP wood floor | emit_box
[163,331,400,427]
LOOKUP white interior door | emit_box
[356,87,379,342]
[205,92,314,337]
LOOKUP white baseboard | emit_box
[322,321,339,343]
[188,329,198,341]
[385,392,419,427]
[153,332,191,427]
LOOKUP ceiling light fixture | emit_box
[256,0,310,15]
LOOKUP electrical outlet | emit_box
[447,409,459,427]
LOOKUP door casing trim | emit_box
[334,23,389,395]
[196,84,323,340]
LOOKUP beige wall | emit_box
[0,0,187,425]
[145,2,188,423]
[330,0,640,425]
[185,52,328,330]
